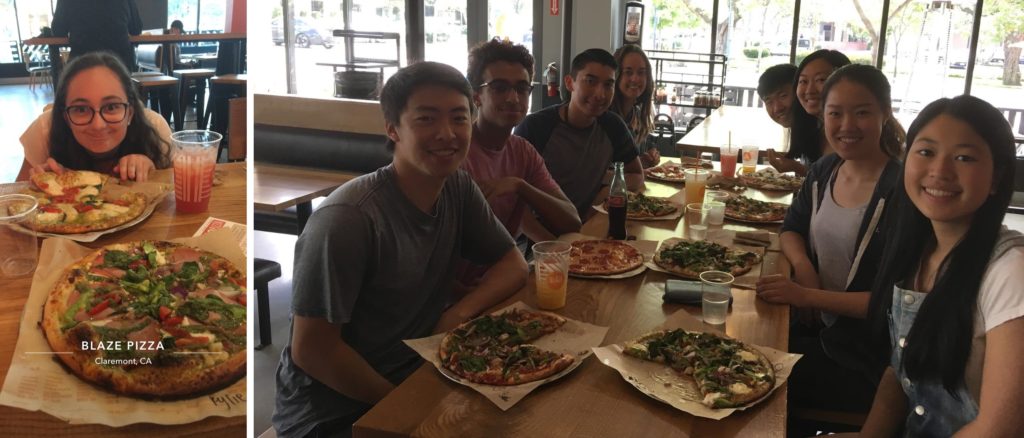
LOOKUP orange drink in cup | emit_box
[532,241,571,310]
[171,130,221,213]
[683,168,709,205]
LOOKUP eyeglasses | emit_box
[65,102,130,126]
[479,80,536,96]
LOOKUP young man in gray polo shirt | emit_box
[514,48,645,221]
[273,62,528,438]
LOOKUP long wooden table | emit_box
[353,176,793,437]
[0,162,246,436]
[253,163,360,234]
[677,105,788,159]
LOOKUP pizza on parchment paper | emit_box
[439,308,575,385]
[623,328,776,408]
[41,241,247,399]
[653,239,761,279]
[569,240,645,276]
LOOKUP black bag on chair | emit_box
[650,113,678,157]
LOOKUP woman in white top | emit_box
[848,95,1024,436]
[17,51,172,182]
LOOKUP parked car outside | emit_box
[271,18,334,49]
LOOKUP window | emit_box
[488,0,533,51]
[198,0,227,32]
[168,0,199,32]
[971,0,1024,142]
[715,0,796,108]
[424,0,467,74]
[643,0,713,53]
[884,1,977,128]
[15,0,53,42]
[1,0,20,63]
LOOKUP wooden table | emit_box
[0,162,246,436]
[352,176,793,438]
[253,163,360,234]
[677,105,788,159]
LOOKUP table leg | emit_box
[256,276,272,349]
[296,201,312,235]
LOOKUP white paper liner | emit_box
[556,233,656,279]
[0,180,172,242]
[0,229,247,426]
[591,309,801,420]
[403,302,609,411]
[591,200,685,222]
[644,232,767,289]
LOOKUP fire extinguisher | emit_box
[544,62,559,97]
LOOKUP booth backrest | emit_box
[254,124,391,173]
[136,44,162,72]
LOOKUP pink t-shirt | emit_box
[457,134,562,286]
[461,134,561,237]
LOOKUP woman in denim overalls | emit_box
[845,95,1024,437]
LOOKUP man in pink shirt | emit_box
[459,39,581,286]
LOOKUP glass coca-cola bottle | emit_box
[607,162,627,240]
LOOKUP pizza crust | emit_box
[25,171,149,234]
[569,240,645,276]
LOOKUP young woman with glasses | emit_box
[17,51,172,182]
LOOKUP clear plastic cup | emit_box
[171,130,221,213]
[686,202,711,240]
[720,146,738,178]
[0,194,39,278]
[741,144,759,174]
[683,168,709,206]
[532,241,571,310]
[703,190,729,225]
[700,270,734,325]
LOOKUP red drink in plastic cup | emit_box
[720,148,738,178]
[171,130,221,213]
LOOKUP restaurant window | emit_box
[709,0,795,109]
[168,0,200,31]
[642,0,713,53]
[1,0,20,63]
[198,0,227,32]
[488,0,533,51]
[15,0,53,42]
[969,0,1024,143]
[789,0,883,66]
[883,0,977,128]
[423,0,467,74]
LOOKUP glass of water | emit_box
[703,190,729,225]
[700,270,734,325]
[685,202,710,240]
[0,194,39,278]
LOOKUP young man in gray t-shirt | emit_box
[273,62,528,438]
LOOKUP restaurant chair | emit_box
[254,258,282,349]
[172,68,216,129]
[205,74,247,136]
[20,44,52,91]
[131,74,181,130]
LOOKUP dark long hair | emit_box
[49,52,171,170]
[868,95,1016,395]
[611,44,654,142]
[819,64,905,159]
[787,49,850,162]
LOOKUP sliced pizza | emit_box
[439,309,574,386]
[653,239,761,279]
[724,196,788,223]
[739,169,804,192]
[623,329,775,408]
[604,192,678,219]
[24,170,148,234]
[569,240,645,276]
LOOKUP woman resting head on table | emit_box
[850,95,1023,437]
[17,51,172,182]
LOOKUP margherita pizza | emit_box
[605,192,678,219]
[653,239,761,279]
[644,159,712,183]
[724,196,788,223]
[23,171,147,234]
[569,239,645,276]
[41,241,247,398]
[624,329,775,408]
[738,169,804,192]
[439,309,574,385]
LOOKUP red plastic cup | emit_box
[171,130,221,213]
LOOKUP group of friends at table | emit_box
[267,37,1023,438]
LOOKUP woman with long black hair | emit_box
[17,51,172,182]
[849,95,1024,436]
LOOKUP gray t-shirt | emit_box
[272,164,514,437]
[810,175,867,327]
[542,122,617,217]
